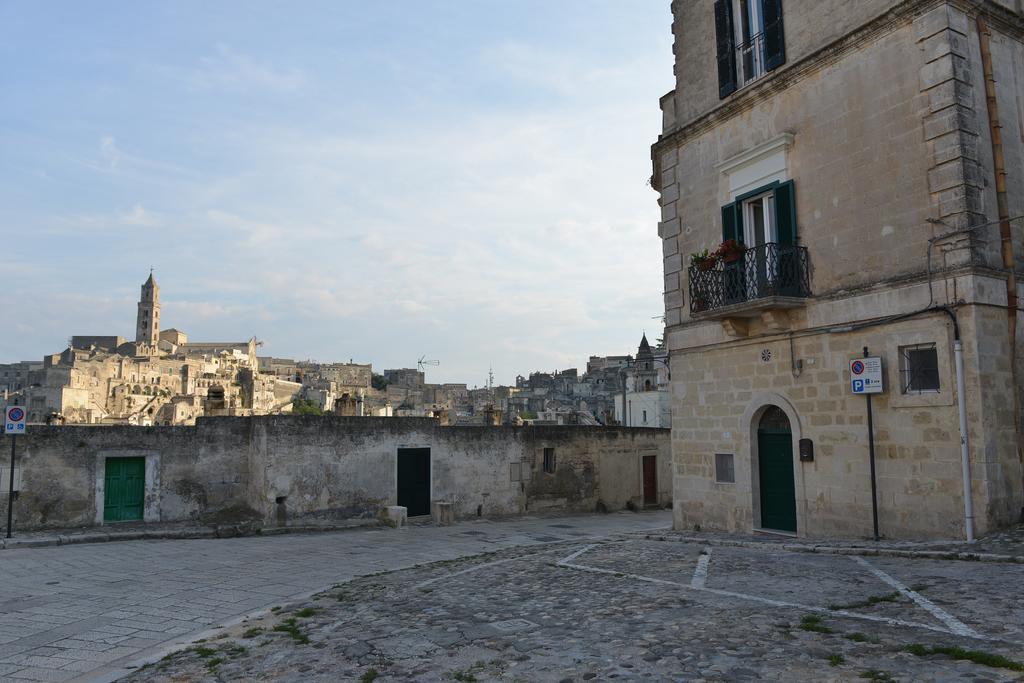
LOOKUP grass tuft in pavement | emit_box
[859,670,895,682]
[799,614,833,634]
[295,607,320,618]
[827,654,844,666]
[845,632,880,644]
[828,591,902,611]
[273,617,311,644]
[903,644,1024,671]
[360,668,379,682]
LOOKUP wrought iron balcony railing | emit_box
[736,32,766,87]
[688,242,810,316]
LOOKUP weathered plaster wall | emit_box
[0,417,670,531]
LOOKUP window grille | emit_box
[900,344,939,393]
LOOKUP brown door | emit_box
[642,456,657,505]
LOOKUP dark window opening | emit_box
[901,344,940,393]
[715,453,736,483]
[543,447,556,474]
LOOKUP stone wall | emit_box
[0,417,670,531]
[668,312,1016,539]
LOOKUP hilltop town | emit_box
[1,273,668,428]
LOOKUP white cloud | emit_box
[120,204,159,227]
[99,136,121,167]
[188,44,307,93]
[480,40,646,99]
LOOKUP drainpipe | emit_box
[978,15,1023,485]
[954,336,975,542]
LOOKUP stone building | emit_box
[0,361,42,396]
[3,274,285,425]
[135,272,160,345]
[653,0,1023,538]
[614,334,671,428]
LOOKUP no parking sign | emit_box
[4,407,26,434]
[850,357,884,394]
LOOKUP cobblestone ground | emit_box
[0,512,671,682]
[125,537,1024,683]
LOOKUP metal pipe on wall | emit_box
[954,338,976,542]
[977,14,1023,485]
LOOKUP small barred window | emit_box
[900,344,939,393]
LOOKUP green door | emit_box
[104,457,145,522]
[758,408,797,532]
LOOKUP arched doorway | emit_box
[757,406,797,532]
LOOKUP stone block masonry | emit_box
[0,417,670,531]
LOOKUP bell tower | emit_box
[136,271,160,344]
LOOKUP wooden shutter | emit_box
[714,0,737,98]
[762,0,786,71]
[721,202,743,244]
[773,180,796,245]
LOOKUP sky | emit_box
[0,1,674,386]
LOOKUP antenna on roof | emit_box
[417,355,439,372]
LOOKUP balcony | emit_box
[737,32,767,88]
[688,243,810,335]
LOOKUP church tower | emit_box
[136,272,160,344]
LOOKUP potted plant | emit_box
[690,249,716,271]
[714,239,746,263]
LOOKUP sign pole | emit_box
[6,435,15,539]
[864,346,880,541]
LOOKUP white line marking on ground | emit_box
[852,556,982,638]
[691,548,711,589]
[554,546,1006,642]
[557,544,597,566]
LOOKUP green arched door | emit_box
[757,406,796,532]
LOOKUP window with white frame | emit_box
[734,0,766,85]
[740,189,776,247]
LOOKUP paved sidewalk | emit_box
[639,524,1024,563]
[0,518,377,551]
[0,511,672,682]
